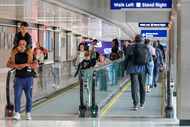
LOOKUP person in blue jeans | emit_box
[144,39,155,92]
[125,35,151,110]
[153,41,164,87]
[7,40,38,120]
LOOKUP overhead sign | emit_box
[139,23,168,27]
[111,0,172,10]
[141,30,167,37]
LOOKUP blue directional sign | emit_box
[111,0,172,10]
[139,23,168,28]
[141,30,167,37]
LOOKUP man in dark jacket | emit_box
[13,22,32,48]
[125,34,151,110]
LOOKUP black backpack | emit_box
[133,44,148,65]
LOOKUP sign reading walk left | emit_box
[111,0,172,10]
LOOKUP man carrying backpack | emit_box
[125,34,151,110]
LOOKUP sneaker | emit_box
[147,88,151,93]
[146,86,151,93]
[133,105,138,111]
[26,113,32,120]
[13,113,21,120]
[140,104,144,109]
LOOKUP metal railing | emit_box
[78,58,126,117]
[4,60,78,117]
[5,69,15,117]
[165,67,174,118]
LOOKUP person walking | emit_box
[125,35,151,110]
[144,39,155,92]
[153,41,164,87]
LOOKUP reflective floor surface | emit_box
[0,118,180,127]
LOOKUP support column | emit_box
[176,0,190,126]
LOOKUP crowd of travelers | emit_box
[74,38,122,77]
[75,34,166,111]
[6,21,166,120]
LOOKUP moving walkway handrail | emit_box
[79,58,125,117]
[165,66,174,118]
[81,58,124,73]
[5,68,15,117]
[5,60,75,115]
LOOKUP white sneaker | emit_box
[13,112,21,120]
[133,105,138,111]
[140,104,144,109]
[26,113,32,120]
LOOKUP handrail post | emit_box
[165,14,174,118]
[165,69,174,118]
[79,70,86,117]
[5,69,15,117]
[90,71,98,117]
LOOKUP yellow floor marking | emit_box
[100,82,130,117]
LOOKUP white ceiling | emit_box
[0,0,171,41]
